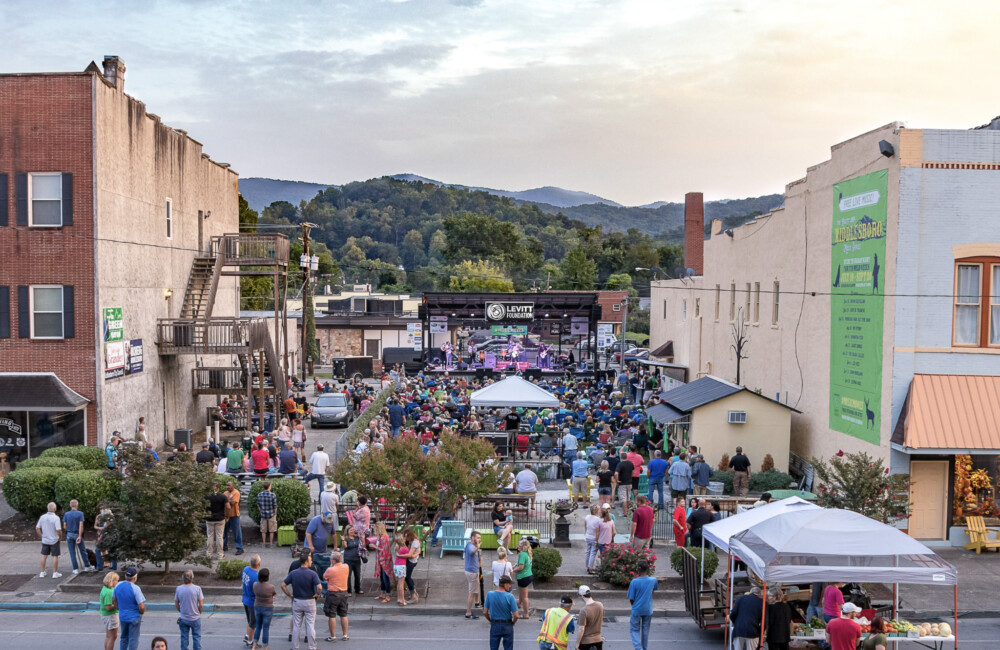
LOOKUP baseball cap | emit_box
[842,602,862,614]
[560,595,574,605]
[125,567,138,577]
[577,585,591,597]
[601,503,611,510]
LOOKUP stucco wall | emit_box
[93,78,240,446]
[652,123,902,466]
[689,391,791,473]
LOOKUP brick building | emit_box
[0,57,242,465]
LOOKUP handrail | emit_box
[210,233,289,266]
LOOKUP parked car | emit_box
[311,393,355,428]
[613,345,640,362]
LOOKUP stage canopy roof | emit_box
[469,376,560,409]
[728,508,957,586]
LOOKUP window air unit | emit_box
[728,410,747,424]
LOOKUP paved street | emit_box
[1,610,997,648]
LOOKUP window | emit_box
[695,297,701,318]
[729,283,736,321]
[714,284,721,320]
[663,299,667,319]
[772,281,780,324]
[952,259,1000,347]
[753,282,761,323]
[682,299,687,321]
[29,173,62,226]
[165,199,172,239]
[31,286,64,339]
[744,282,751,319]
[612,303,621,312]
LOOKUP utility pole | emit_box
[620,296,628,372]
[300,222,315,380]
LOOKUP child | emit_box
[491,546,513,589]
[392,533,409,606]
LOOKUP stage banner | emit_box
[429,322,448,334]
[406,323,422,350]
[490,325,527,336]
[485,301,533,322]
[829,169,887,444]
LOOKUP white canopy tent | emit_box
[701,496,820,554]
[725,508,958,649]
[469,375,560,409]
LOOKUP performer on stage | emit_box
[538,343,549,369]
[441,342,453,368]
[507,339,521,363]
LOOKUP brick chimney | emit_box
[102,56,125,91]
[684,191,704,276]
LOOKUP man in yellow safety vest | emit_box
[537,595,576,650]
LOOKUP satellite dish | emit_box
[685,267,696,277]
[673,267,685,278]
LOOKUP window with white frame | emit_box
[31,286,64,339]
[729,283,736,321]
[29,173,62,226]
[165,199,173,239]
[612,303,621,312]
[772,281,780,324]
[714,284,720,320]
[753,282,760,323]
[682,299,687,321]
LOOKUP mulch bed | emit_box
[66,569,240,588]
[0,512,43,542]
[0,575,33,592]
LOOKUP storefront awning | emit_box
[649,340,673,358]
[0,373,89,411]
[892,374,1000,454]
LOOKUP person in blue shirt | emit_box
[483,575,519,650]
[668,452,693,501]
[646,450,669,510]
[627,560,658,650]
[241,555,260,646]
[62,499,92,573]
[571,451,590,505]
[112,567,146,650]
[105,433,121,470]
[691,454,712,495]
[463,531,482,619]
[388,400,405,437]
[730,587,765,648]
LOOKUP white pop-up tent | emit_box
[726,508,958,649]
[469,375,560,409]
[701,496,820,554]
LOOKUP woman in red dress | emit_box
[672,496,687,548]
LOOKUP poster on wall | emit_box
[127,339,144,375]
[429,322,448,334]
[829,170,887,444]
[406,323,422,351]
[597,323,615,348]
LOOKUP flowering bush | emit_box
[595,543,656,587]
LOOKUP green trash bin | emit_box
[638,473,649,494]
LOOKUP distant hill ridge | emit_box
[238,175,783,235]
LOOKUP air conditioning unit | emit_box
[728,410,747,424]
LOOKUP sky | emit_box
[5,0,1000,206]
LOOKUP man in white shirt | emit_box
[515,467,539,509]
[35,502,63,578]
[320,483,340,522]
[306,444,331,494]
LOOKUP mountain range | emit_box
[238,175,783,236]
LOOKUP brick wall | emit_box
[0,73,98,443]
[684,192,704,275]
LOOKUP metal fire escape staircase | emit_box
[155,234,290,429]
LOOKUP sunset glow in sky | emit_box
[6,0,1000,205]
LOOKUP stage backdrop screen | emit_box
[829,169,887,445]
[485,302,534,322]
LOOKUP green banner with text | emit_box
[829,170,887,444]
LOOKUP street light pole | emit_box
[620,296,628,372]
[299,223,317,380]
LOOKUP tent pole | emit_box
[724,552,733,649]
[759,580,767,650]
[892,583,897,620]
[953,584,958,649]
[700,535,705,585]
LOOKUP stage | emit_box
[419,363,612,381]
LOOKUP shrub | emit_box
[247,478,311,527]
[40,446,108,471]
[711,470,733,495]
[531,547,563,582]
[761,454,775,473]
[14,457,84,472]
[54,470,121,520]
[3,467,64,518]
[216,559,250,580]
[670,546,719,580]
[811,451,910,524]
[596,543,657,587]
[717,453,730,472]
[749,470,794,493]
[345,384,395,449]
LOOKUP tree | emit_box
[605,273,635,294]
[239,195,275,309]
[810,451,910,524]
[261,200,298,225]
[400,229,426,269]
[100,445,216,576]
[558,245,596,290]
[730,307,750,384]
[330,435,508,531]
[657,244,684,275]
[446,259,514,293]
[627,308,650,335]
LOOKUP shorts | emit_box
[260,516,277,533]
[101,613,120,630]
[293,441,304,449]
[598,487,612,496]
[578,642,603,650]
[244,604,256,628]
[516,575,533,589]
[41,542,61,556]
[465,570,479,593]
[393,564,407,579]
[631,476,640,490]
[253,467,269,476]
[617,485,631,501]
[324,591,349,618]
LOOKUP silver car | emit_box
[311,393,354,428]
